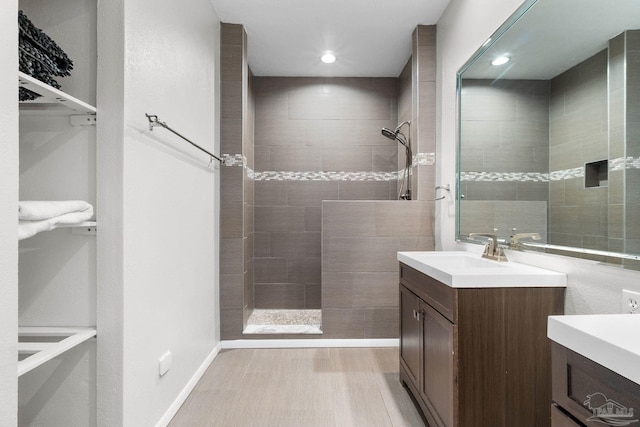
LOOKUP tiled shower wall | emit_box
[549,50,609,250]
[413,26,437,201]
[253,77,400,309]
[220,23,254,337]
[322,201,434,338]
[623,31,640,255]
[396,25,437,201]
[459,79,550,240]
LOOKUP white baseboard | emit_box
[155,342,222,427]
[221,338,399,349]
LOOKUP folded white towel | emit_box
[18,201,94,240]
[18,200,93,221]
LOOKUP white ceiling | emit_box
[463,0,640,80]
[209,0,451,77]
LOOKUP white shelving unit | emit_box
[16,2,99,424]
[18,73,98,374]
[18,327,97,377]
[18,73,98,240]
[18,71,97,115]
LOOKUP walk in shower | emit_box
[219,23,437,339]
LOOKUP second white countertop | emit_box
[548,314,640,385]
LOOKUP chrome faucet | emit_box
[468,233,508,262]
[509,232,541,249]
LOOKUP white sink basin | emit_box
[548,314,640,385]
[397,251,566,288]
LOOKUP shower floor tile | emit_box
[244,309,322,334]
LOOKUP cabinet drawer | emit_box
[552,342,640,426]
[400,263,457,323]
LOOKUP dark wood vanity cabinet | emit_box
[551,342,640,427]
[399,263,565,427]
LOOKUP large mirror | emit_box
[456,0,640,268]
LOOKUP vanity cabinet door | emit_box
[551,405,584,427]
[421,301,457,427]
[400,285,421,387]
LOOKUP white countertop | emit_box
[548,314,640,385]
[397,251,567,288]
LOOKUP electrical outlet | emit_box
[621,289,640,314]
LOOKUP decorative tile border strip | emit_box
[414,152,435,166]
[253,171,400,182]
[549,167,583,181]
[461,157,640,183]
[221,153,245,166]
[224,153,640,183]
[460,172,549,182]
[611,156,640,171]
[221,152,434,182]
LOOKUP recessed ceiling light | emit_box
[321,52,336,64]
[491,55,510,66]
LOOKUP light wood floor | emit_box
[169,347,425,427]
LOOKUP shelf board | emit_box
[18,72,97,115]
[18,327,96,377]
[56,221,97,228]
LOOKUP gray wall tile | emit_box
[255,181,287,206]
[322,237,405,273]
[270,232,321,258]
[304,207,321,232]
[352,273,399,308]
[322,146,373,172]
[255,206,306,232]
[321,309,365,339]
[221,238,243,275]
[220,274,244,310]
[220,202,243,239]
[254,284,305,309]
[339,181,394,200]
[375,201,433,237]
[254,257,287,284]
[364,308,399,338]
[220,308,244,340]
[322,272,355,308]
[287,181,340,207]
[304,283,321,309]
[322,201,376,237]
[287,257,321,284]
[268,146,322,171]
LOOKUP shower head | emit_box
[382,121,411,140]
[381,127,397,140]
[381,127,409,148]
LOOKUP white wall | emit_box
[98,0,220,426]
[435,0,640,314]
[0,1,19,424]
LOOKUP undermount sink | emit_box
[397,251,567,288]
